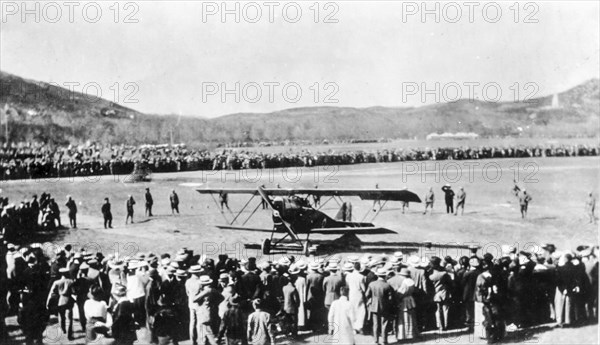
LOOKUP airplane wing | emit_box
[197,188,422,202]
[311,226,397,235]
[214,224,273,233]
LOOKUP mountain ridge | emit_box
[0,71,598,145]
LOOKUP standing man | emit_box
[365,268,394,345]
[186,265,203,345]
[193,275,224,345]
[219,191,229,211]
[455,187,466,216]
[145,188,154,217]
[517,190,532,219]
[170,190,180,215]
[587,191,596,224]
[423,187,435,215]
[125,195,136,224]
[441,184,455,214]
[31,195,39,225]
[323,263,344,314]
[101,198,112,229]
[65,196,77,228]
[312,185,321,208]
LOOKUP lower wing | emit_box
[214,224,273,233]
[311,226,396,235]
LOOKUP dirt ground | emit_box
[1,156,599,344]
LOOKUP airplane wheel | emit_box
[303,241,310,257]
[262,239,271,255]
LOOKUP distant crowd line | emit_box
[1,142,598,181]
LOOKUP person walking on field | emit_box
[517,190,532,219]
[455,187,466,216]
[145,187,154,217]
[170,190,180,215]
[125,195,136,224]
[101,198,113,229]
[423,187,435,215]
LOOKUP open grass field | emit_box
[2,155,599,344]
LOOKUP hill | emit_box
[0,71,598,145]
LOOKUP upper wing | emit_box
[196,188,259,195]
[197,188,422,203]
[267,188,422,203]
[311,226,397,235]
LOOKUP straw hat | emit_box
[199,275,213,285]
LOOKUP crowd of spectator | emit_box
[0,239,597,344]
[1,192,63,239]
[1,142,598,181]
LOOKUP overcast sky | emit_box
[1,1,599,117]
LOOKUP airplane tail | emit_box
[335,202,352,221]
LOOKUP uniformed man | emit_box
[455,187,466,216]
[441,184,455,214]
[125,195,136,224]
[423,187,435,215]
[219,191,229,211]
[101,198,113,229]
[65,195,77,228]
[170,190,180,215]
[145,188,154,217]
[518,190,532,218]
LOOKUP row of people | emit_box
[1,240,597,344]
[1,142,598,180]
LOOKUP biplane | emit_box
[196,186,422,255]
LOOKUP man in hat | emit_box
[429,256,452,331]
[461,256,481,330]
[512,251,536,328]
[345,261,367,333]
[542,244,557,265]
[327,286,356,345]
[65,195,77,228]
[454,187,466,216]
[126,260,148,327]
[240,259,262,306]
[365,268,394,345]
[219,295,245,345]
[423,187,435,215]
[125,195,136,224]
[73,261,92,332]
[442,184,455,214]
[47,267,76,340]
[247,299,275,345]
[170,190,180,215]
[111,283,137,345]
[145,188,154,217]
[282,273,300,337]
[186,265,204,345]
[193,275,224,345]
[323,262,344,313]
[306,261,325,332]
[101,198,112,229]
[146,268,162,344]
[407,255,431,331]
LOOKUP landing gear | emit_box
[303,240,311,257]
[261,238,271,255]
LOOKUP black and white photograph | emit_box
[0,1,598,344]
